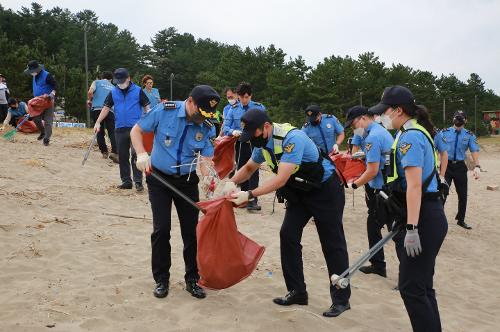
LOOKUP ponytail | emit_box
[401,104,436,138]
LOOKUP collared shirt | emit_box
[394,120,438,192]
[439,126,480,161]
[351,133,366,151]
[143,87,161,108]
[301,114,344,154]
[433,130,448,153]
[363,122,394,189]
[222,100,266,135]
[137,101,215,176]
[251,129,334,182]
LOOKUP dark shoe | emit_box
[109,153,119,163]
[117,183,133,189]
[37,132,45,141]
[43,138,50,146]
[246,199,262,211]
[135,183,144,192]
[457,220,472,229]
[153,282,169,298]
[186,280,206,299]
[101,152,109,159]
[272,290,308,306]
[323,302,351,317]
[359,264,387,278]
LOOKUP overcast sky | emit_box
[3,0,500,94]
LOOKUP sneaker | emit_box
[135,183,144,192]
[37,132,45,141]
[359,264,387,278]
[117,183,133,189]
[109,153,119,163]
[246,199,262,211]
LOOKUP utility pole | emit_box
[170,73,175,100]
[474,94,477,134]
[84,23,90,128]
[359,91,363,106]
[442,98,446,126]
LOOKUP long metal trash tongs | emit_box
[81,133,97,166]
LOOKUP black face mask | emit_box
[309,115,320,126]
[250,133,268,148]
[189,111,205,125]
[453,116,465,127]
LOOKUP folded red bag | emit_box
[27,96,53,117]
[196,198,265,290]
[329,152,366,185]
[213,136,237,179]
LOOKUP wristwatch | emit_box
[248,190,255,200]
[406,224,418,230]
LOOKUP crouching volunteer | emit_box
[223,109,351,317]
[130,85,220,300]
[343,105,394,278]
[1,98,27,131]
[370,86,448,332]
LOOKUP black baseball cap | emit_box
[24,60,42,74]
[344,106,369,128]
[304,104,321,115]
[368,86,416,115]
[239,108,271,142]
[190,85,220,119]
[453,110,467,119]
[113,68,129,84]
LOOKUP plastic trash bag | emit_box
[213,136,237,179]
[27,96,53,117]
[196,198,265,290]
[16,117,38,133]
[330,152,366,185]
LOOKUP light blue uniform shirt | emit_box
[137,101,214,176]
[363,122,394,189]
[351,134,366,151]
[251,129,334,183]
[301,114,344,154]
[143,88,161,109]
[433,130,448,153]
[439,127,480,161]
[222,100,266,135]
[395,124,438,192]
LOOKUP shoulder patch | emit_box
[303,122,309,127]
[399,142,412,155]
[326,114,333,118]
[284,143,295,153]
[163,101,177,109]
[365,143,372,151]
[442,135,447,143]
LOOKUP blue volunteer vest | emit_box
[92,79,114,109]
[111,83,142,128]
[33,69,53,97]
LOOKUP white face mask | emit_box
[380,111,395,130]
[228,98,237,105]
[353,127,366,137]
[31,72,37,77]
[117,82,129,89]
[374,115,382,124]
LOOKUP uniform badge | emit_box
[165,136,172,147]
[366,143,372,151]
[326,123,332,129]
[284,143,295,153]
[195,132,204,142]
[209,99,218,108]
[399,142,412,155]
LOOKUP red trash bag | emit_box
[196,198,265,290]
[16,117,39,133]
[213,136,237,179]
[330,152,366,185]
[143,132,154,153]
[27,96,53,117]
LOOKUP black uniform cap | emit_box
[239,108,271,142]
[369,86,416,115]
[190,85,220,119]
[344,106,369,128]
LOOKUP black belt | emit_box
[448,160,465,164]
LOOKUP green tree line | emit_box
[1,3,499,134]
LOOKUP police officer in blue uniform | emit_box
[225,109,351,317]
[130,85,220,300]
[301,105,345,155]
[218,87,239,138]
[343,105,394,278]
[370,86,448,332]
[94,68,151,191]
[439,110,481,229]
[222,82,266,211]
[25,60,57,146]
[87,71,118,161]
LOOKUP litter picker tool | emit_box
[2,114,30,141]
[81,133,97,166]
[331,191,402,289]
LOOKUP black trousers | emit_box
[444,161,468,222]
[115,127,142,185]
[235,141,259,196]
[0,104,8,123]
[364,185,391,268]
[92,109,117,154]
[394,199,448,332]
[147,170,200,283]
[280,174,350,305]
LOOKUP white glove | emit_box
[351,151,366,160]
[221,181,238,196]
[473,166,481,180]
[332,144,339,154]
[232,130,242,137]
[230,191,249,205]
[136,152,151,173]
[404,229,422,257]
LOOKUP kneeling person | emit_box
[226,109,351,317]
[130,85,220,300]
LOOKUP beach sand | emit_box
[1,128,499,331]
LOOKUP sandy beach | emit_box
[1,128,499,332]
